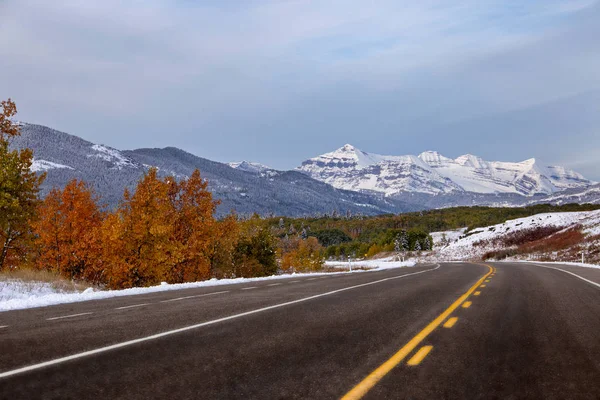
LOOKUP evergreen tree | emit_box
[399,230,409,251]
[424,237,432,251]
[0,99,45,270]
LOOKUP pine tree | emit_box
[424,237,432,251]
[414,240,422,251]
[0,99,45,270]
[399,230,409,251]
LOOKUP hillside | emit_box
[435,210,600,264]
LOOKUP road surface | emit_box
[1,262,599,399]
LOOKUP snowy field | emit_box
[0,261,417,312]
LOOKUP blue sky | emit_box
[1,0,599,179]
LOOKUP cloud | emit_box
[0,0,598,178]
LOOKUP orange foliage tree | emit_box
[101,169,176,288]
[168,169,221,283]
[33,180,104,281]
[101,168,226,288]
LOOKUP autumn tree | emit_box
[168,169,220,283]
[0,99,45,270]
[207,214,239,279]
[280,237,324,273]
[33,180,104,282]
[101,169,176,288]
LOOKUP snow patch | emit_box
[30,159,74,172]
[88,144,136,169]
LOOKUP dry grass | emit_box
[0,268,97,292]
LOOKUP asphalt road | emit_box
[1,262,599,399]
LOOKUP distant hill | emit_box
[10,123,417,216]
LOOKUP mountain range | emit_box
[9,123,599,216]
[298,144,592,197]
[10,124,416,216]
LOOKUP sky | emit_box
[1,0,599,179]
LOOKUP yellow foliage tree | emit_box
[281,237,324,273]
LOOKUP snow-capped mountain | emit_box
[297,144,460,195]
[298,145,594,197]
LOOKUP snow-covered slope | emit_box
[298,145,594,197]
[530,183,600,205]
[436,210,600,261]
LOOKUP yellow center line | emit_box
[480,284,486,287]
[407,346,433,366]
[473,291,481,296]
[485,280,490,282]
[443,317,458,328]
[341,264,493,400]
[462,301,472,308]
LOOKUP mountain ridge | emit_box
[9,123,418,216]
[297,144,594,197]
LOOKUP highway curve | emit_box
[0,262,599,399]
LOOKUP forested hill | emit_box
[10,123,417,216]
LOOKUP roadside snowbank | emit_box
[325,258,416,270]
[0,261,416,312]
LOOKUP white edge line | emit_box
[533,263,600,289]
[115,303,150,310]
[267,283,281,287]
[241,287,258,290]
[0,264,440,379]
[0,325,7,329]
[46,312,93,321]
[159,291,229,303]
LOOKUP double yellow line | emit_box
[342,264,494,400]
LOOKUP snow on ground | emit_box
[0,280,82,304]
[430,228,467,247]
[88,144,136,169]
[30,159,74,172]
[431,210,600,261]
[325,257,416,270]
[0,261,417,312]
